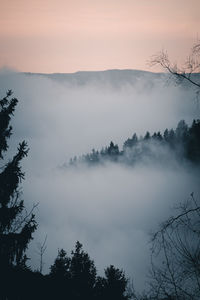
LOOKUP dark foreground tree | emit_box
[49,242,131,300]
[95,265,130,300]
[49,241,97,300]
[49,248,71,299]
[0,90,37,299]
[70,241,97,300]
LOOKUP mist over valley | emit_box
[0,68,200,293]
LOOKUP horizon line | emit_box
[0,66,164,76]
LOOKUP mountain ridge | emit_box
[22,69,165,87]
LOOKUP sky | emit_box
[0,0,200,73]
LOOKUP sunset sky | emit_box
[0,0,199,73]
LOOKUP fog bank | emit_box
[0,69,199,291]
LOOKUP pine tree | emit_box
[187,119,200,161]
[95,265,129,300]
[144,131,150,140]
[0,90,37,271]
[50,249,70,279]
[70,241,97,300]
[49,249,71,299]
[49,242,97,300]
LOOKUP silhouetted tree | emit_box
[95,265,130,300]
[68,119,200,167]
[50,248,70,279]
[107,141,119,161]
[168,129,175,148]
[0,90,37,299]
[49,242,97,300]
[70,241,97,300]
[49,248,71,299]
[187,119,200,161]
[123,133,138,149]
[175,120,188,140]
[152,132,163,142]
[163,129,169,142]
[144,131,151,140]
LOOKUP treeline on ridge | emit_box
[69,119,200,166]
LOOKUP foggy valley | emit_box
[0,68,199,296]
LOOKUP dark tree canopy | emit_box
[49,242,131,300]
[0,91,37,270]
[69,119,200,167]
[0,90,18,159]
[49,241,97,300]
[102,265,129,300]
[50,248,70,279]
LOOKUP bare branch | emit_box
[149,194,200,299]
[36,234,47,273]
[150,41,200,90]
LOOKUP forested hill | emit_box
[68,119,200,167]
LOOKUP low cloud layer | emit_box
[0,69,199,291]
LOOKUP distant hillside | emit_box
[23,69,200,89]
[24,69,165,87]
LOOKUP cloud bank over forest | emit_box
[0,69,199,290]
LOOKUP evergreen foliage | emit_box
[0,91,37,299]
[48,242,130,300]
[69,119,200,167]
[0,90,17,159]
[95,265,129,300]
